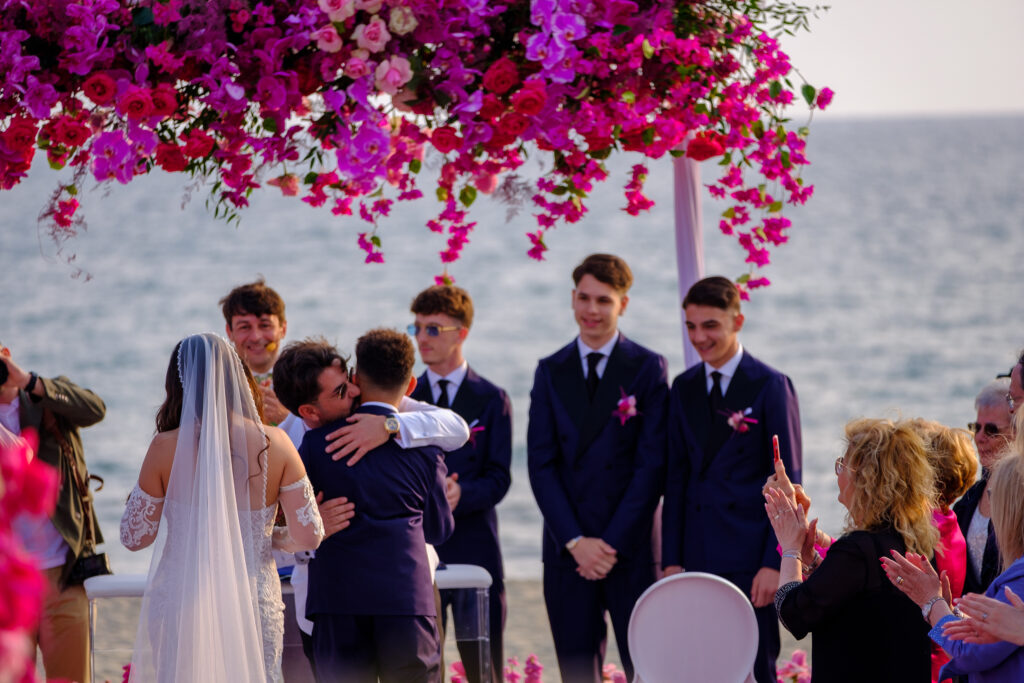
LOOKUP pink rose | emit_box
[355,0,383,12]
[318,0,355,22]
[482,57,520,95]
[387,6,418,35]
[116,87,154,120]
[2,117,38,153]
[53,117,91,148]
[374,57,412,95]
[181,130,215,158]
[82,73,116,106]
[496,112,529,137]
[352,16,390,53]
[430,126,461,154]
[155,142,188,172]
[312,24,343,53]
[345,50,373,78]
[149,84,178,118]
[510,79,547,116]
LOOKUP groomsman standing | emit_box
[409,285,512,683]
[528,254,668,682]
[661,276,802,683]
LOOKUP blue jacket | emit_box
[661,351,802,573]
[300,403,454,617]
[934,556,1024,682]
[527,335,668,565]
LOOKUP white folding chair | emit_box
[627,572,758,683]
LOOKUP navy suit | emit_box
[662,351,801,683]
[300,404,454,683]
[953,478,1000,595]
[527,335,668,682]
[412,367,511,683]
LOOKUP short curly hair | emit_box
[220,278,286,325]
[355,328,415,392]
[410,286,474,328]
[841,418,938,557]
[272,338,347,415]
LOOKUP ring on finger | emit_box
[982,612,989,621]
[895,576,904,585]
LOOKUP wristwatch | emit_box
[384,414,400,438]
[922,595,945,621]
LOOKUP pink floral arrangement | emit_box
[0,0,829,286]
[776,648,810,683]
[451,654,543,682]
[723,406,757,433]
[0,431,59,683]
[613,387,639,425]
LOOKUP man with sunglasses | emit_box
[272,337,469,676]
[1008,352,1024,419]
[954,377,1014,598]
[409,285,512,683]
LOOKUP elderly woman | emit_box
[955,379,1014,596]
[883,452,1024,682]
[764,418,937,681]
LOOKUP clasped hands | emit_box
[570,537,617,580]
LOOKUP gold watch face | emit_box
[385,416,400,435]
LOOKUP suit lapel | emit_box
[450,367,486,424]
[551,344,587,433]
[411,371,432,403]
[699,353,768,474]
[680,367,712,469]
[575,338,641,456]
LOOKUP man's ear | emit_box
[458,327,469,342]
[733,312,745,333]
[297,403,319,426]
[405,375,417,397]
[619,294,629,316]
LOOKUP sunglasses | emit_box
[407,323,461,337]
[319,376,349,403]
[834,457,855,476]
[968,422,1003,438]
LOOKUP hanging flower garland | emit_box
[0,0,830,289]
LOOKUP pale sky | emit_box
[780,0,1024,117]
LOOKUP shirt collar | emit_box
[426,361,468,390]
[704,343,744,381]
[576,333,619,360]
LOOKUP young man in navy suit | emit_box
[409,285,512,683]
[528,254,668,683]
[661,276,802,683]
[299,329,454,683]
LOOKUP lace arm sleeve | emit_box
[273,476,325,553]
[120,483,164,550]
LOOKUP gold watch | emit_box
[384,415,400,437]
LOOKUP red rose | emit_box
[478,93,505,120]
[53,117,91,148]
[3,117,38,153]
[155,142,189,172]
[482,57,520,95]
[496,112,529,138]
[117,87,154,120]
[430,126,461,154]
[181,130,215,158]
[82,73,117,106]
[510,79,547,116]
[149,85,178,118]
[686,132,725,161]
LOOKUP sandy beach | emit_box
[85,579,808,683]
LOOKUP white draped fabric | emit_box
[673,155,705,369]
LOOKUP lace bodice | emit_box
[121,475,323,683]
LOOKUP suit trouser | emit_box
[718,570,779,683]
[35,565,90,683]
[311,613,441,683]
[440,581,506,683]
[543,559,653,683]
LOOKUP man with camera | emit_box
[0,341,106,683]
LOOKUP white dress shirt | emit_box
[576,333,619,380]
[704,344,744,396]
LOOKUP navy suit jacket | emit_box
[662,351,802,574]
[299,404,454,617]
[527,334,668,566]
[412,367,512,581]
[953,478,1000,594]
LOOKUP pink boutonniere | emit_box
[613,388,640,425]
[468,424,485,447]
[723,406,757,433]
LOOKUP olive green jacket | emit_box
[18,375,106,585]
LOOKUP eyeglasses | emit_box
[834,457,855,476]
[968,422,1004,438]
[318,378,349,404]
[407,323,461,337]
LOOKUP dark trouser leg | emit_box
[543,564,606,683]
[602,561,655,681]
[718,571,779,683]
[311,615,376,683]
[374,615,442,683]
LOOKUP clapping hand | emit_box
[764,487,809,553]
[945,587,1024,646]
[881,550,950,622]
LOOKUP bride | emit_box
[120,333,324,682]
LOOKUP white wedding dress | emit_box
[119,334,324,683]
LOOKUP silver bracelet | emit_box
[781,550,801,560]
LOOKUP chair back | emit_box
[627,572,758,683]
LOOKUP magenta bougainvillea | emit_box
[0,0,830,289]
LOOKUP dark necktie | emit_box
[709,371,723,417]
[586,352,602,401]
[436,379,451,408]
[708,371,730,456]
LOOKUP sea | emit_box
[2,114,1022,579]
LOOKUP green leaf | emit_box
[65,185,78,196]
[370,235,381,247]
[736,273,751,284]
[722,207,736,219]
[798,126,810,137]
[409,158,422,174]
[552,186,568,196]
[641,39,654,60]
[622,91,635,105]
[769,81,782,99]
[801,84,817,107]
[590,147,613,160]
[613,24,630,36]
[669,149,685,158]
[459,185,477,207]
[768,200,783,212]
[262,117,278,133]
[303,172,319,185]
[780,150,791,169]
[751,120,765,138]
[436,187,448,202]
[641,127,655,145]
